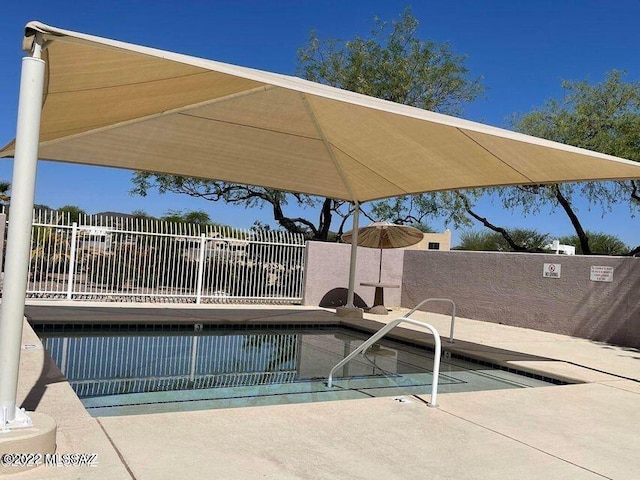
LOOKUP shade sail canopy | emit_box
[2,21,640,202]
[342,222,424,249]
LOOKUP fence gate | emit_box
[17,209,306,304]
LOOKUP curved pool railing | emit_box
[327,317,441,407]
[405,298,456,344]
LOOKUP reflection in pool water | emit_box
[36,325,559,416]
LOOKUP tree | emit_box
[131,209,153,219]
[302,7,483,235]
[559,232,629,256]
[298,7,482,115]
[131,175,342,240]
[0,180,10,205]
[0,182,51,216]
[455,229,551,252]
[455,230,497,252]
[505,71,640,255]
[57,205,87,223]
[375,71,640,254]
[161,209,213,225]
[131,8,483,240]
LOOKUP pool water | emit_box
[36,324,558,416]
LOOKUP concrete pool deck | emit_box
[3,303,638,479]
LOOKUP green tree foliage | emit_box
[559,232,629,256]
[410,222,436,234]
[130,173,343,240]
[506,71,640,254]
[302,7,484,233]
[0,180,10,204]
[57,204,87,223]
[131,209,153,219]
[376,71,640,254]
[161,209,213,225]
[455,229,551,253]
[455,230,496,252]
[131,8,482,241]
[298,7,482,115]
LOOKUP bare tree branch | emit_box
[457,193,530,252]
[552,185,592,255]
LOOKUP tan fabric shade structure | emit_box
[342,222,424,282]
[2,21,640,202]
[2,21,640,430]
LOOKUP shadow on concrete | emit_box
[20,350,67,412]
[319,288,368,309]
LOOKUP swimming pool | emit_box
[35,323,561,416]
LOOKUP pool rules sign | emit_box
[590,266,614,282]
[543,263,561,278]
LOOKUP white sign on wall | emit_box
[590,266,614,282]
[543,263,561,278]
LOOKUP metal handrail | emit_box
[406,298,456,344]
[327,317,441,407]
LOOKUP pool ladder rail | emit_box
[327,315,442,408]
[408,298,456,345]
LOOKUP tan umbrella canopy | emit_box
[342,222,424,249]
[342,222,424,282]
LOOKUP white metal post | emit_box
[346,202,360,308]
[66,222,78,300]
[195,233,207,304]
[0,35,45,428]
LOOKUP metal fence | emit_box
[10,209,306,304]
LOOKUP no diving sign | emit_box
[543,263,561,278]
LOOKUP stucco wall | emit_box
[402,250,640,348]
[302,241,404,308]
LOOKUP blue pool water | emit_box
[35,324,559,416]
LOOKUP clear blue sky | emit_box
[1,1,639,247]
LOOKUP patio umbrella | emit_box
[342,222,424,282]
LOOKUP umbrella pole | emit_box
[378,248,383,283]
[346,202,360,308]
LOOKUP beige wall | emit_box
[301,231,451,308]
[302,243,640,348]
[402,250,640,349]
[302,241,404,309]
[408,230,452,251]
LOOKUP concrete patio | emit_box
[2,303,638,479]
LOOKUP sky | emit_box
[1,1,639,248]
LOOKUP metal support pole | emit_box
[345,202,360,308]
[0,35,45,429]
